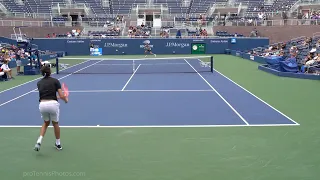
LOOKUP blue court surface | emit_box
[0,58,299,127]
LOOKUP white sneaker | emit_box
[34,143,41,151]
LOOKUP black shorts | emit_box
[146,49,151,52]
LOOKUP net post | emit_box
[56,57,59,74]
[210,56,214,73]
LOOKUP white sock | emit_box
[56,139,61,145]
[37,136,43,144]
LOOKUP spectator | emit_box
[0,60,13,79]
[176,30,181,38]
[302,53,320,73]
[200,29,208,37]
[15,48,23,75]
[250,28,258,37]
[315,39,320,48]
[0,66,6,80]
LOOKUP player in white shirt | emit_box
[0,60,13,79]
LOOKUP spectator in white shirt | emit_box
[1,60,13,79]
[258,12,264,20]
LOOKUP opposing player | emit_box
[34,65,68,152]
[144,42,156,57]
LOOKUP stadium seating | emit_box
[189,0,228,14]
[243,0,297,13]
[73,0,111,14]
[1,1,28,14]
[0,0,300,16]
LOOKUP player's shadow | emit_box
[33,152,51,159]
[33,147,62,159]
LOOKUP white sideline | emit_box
[212,69,300,125]
[184,59,250,126]
[196,58,300,126]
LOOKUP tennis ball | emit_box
[116,49,118,51]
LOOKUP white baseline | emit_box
[0,124,299,128]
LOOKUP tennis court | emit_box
[0,54,318,180]
[0,56,297,127]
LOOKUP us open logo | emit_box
[192,45,198,50]
[140,40,154,48]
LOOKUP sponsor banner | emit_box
[26,38,269,55]
[90,48,102,56]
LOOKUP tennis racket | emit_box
[62,83,69,97]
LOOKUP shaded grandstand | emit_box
[0,0,319,40]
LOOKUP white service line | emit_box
[121,64,141,91]
[0,60,103,107]
[184,59,250,126]
[96,63,187,66]
[31,89,214,93]
[0,60,91,95]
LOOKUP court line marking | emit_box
[61,56,211,61]
[0,60,103,107]
[95,63,188,66]
[212,68,300,125]
[184,59,250,126]
[31,89,215,93]
[195,58,300,126]
[0,60,91,95]
[0,124,299,128]
[121,64,141,91]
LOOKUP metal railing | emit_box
[33,36,267,39]
[299,0,320,4]
[1,11,286,20]
[0,3,8,15]
[1,18,320,28]
[53,3,88,9]
[5,12,53,19]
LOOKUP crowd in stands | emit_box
[160,28,170,38]
[89,26,121,38]
[0,44,26,80]
[0,42,55,81]
[128,24,151,38]
[249,36,320,74]
[46,29,82,38]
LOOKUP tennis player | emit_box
[34,65,68,151]
[144,43,156,57]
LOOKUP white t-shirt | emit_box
[1,64,10,71]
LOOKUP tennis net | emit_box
[56,56,213,74]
